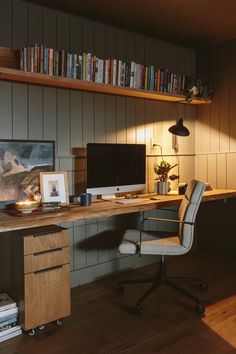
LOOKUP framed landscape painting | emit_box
[0,139,54,208]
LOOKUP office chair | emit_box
[117,179,207,315]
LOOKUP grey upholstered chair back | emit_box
[178,180,205,250]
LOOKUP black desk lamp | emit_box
[168,118,190,137]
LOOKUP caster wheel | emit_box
[117,284,125,295]
[56,319,62,326]
[200,281,208,291]
[134,305,143,315]
[28,329,36,336]
[195,303,205,315]
[38,325,45,330]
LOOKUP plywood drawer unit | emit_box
[23,228,69,255]
[0,225,71,333]
[24,264,70,331]
[24,247,69,273]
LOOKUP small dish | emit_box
[15,200,39,214]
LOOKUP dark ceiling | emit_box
[26,0,236,49]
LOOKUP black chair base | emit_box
[117,256,207,315]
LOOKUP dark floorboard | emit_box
[2,250,236,354]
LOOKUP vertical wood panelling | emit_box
[179,156,195,184]
[226,153,236,189]
[12,0,27,48]
[116,97,126,143]
[86,223,98,267]
[116,29,126,61]
[201,104,211,153]
[0,82,12,139]
[196,40,236,189]
[43,87,57,142]
[70,91,83,148]
[210,47,220,153]
[28,4,43,44]
[207,154,217,188]
[94,94,106,143]
[12,83,28,139]
[105,95,116,143]
[73,225,86,269]
[135,99,145,144]
[229,43,236,152]
[57,12,70,51]
[126,98,136,143]
[43,8,56,47]
[57,89,70,156]
[70,16,83,54]
[94,22,105,58]
[83,92,95,145]
[197,155,208,183]
[29,86,43,139]
[0,0,197,286]
[82,19,94,53]
[144,37,155,66]
[219,44,230,153]
[0,0,12,47]
[126,32,136,62]
[98,221,110,264]
[216,154,227,188]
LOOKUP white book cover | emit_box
[0,294,16,312]
[98,59,104,83]
[112,59,117,85]
[0,325,21,338]
[0,307,18,319]
[0,328,22,343]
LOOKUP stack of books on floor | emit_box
[0,293,22,342]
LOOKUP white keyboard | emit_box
[115,198,146,204]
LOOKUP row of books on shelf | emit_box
[0,293,22,342]
[18,44,187,94]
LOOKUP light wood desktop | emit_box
[0,189,235,233]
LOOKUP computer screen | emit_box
[86,143,146,196]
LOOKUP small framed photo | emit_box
[39,171,69,204]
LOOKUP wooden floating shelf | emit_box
[0,67,211,105]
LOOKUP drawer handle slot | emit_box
[34,265,63,274]
[34,248,62,256]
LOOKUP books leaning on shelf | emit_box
[17,43,188,95]
[0,293,22,342]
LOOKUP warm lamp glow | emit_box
[16,200,35,206]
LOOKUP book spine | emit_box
[43,47,47,74]
[105,59,110,84]
[30,45,34,73]
[82,53,87,80]
[86,53,92,81]
[112,59,117,85]
[0,322,17,333]
[130,61,135,88]
[40,44,44,74]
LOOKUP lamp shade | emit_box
[168,118,190,137]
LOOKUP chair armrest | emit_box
[138,217,194,255]
[141,217,194,226]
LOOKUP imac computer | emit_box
[86,143,146,198]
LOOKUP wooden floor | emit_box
[3,251,236,354]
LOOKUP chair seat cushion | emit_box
[119,229,187,256]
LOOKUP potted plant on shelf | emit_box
[183,76,213,102]
[154,160,179,195]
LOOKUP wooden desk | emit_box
[0,189,235,232]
